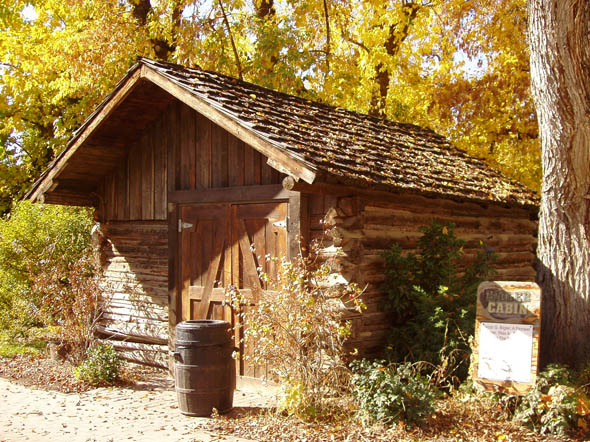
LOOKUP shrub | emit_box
[0,201,94,331]
[350,359,439,427]
[513,364,590,436]
[226,240,365,417]
[74,344,121,385]
[0,201,110,362]
[381,222,496,386]
[32,252,110,363]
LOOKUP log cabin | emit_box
[26,58,539,374]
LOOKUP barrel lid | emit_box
[176,320,230,330]
[175,320,232,347]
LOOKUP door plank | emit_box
[188,286,225,302]
[181,221,201,321]
[250,219,267,278]
[223,205,232,320]
[237,219,262,294]
[196,222,225,319]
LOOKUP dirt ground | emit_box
[0,370,271,442]
[0,354,581,442]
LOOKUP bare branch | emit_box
[323,0,331,73]
[218,0,243,80]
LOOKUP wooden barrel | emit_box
[174,320,235,416]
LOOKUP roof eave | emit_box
[27,63,146,203]
[27,61,318,204]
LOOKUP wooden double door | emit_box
[179,201,287,377]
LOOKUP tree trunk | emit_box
[528,0,590,366]
[369,2,421,117]
[131,0,181,61]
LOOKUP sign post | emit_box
[472,281,541,394]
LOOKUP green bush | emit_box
[0,200,94,331]
[0,328,46,358]
[74,344,121,385]
[350,359,438,426]
[0,201,106,363]
[513,364,590,436]
[381,222,496,386]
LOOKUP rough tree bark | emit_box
[528,0,590,366]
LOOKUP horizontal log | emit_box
[103,271,168,283]
[97,339,168,370]
[363,215,537,235]
[102,220,168,228]
[99,339,167,353]
[105,255,167,265]
[365,195,536,220]
[108,299,168,312]
[103,230,168,241]
[102,267,168,278]
[102,311,167,324]
[107,283,168,295]
[109,292,168,307]
[361,238,535,253]
[104,261,168,274]
[168,184,291,204]
[287,180,537,216]
[103,306,167,322]
[95,325,168,345]
[104,245,168,257]
[99,321,167,343]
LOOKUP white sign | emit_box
[477,322,533,383]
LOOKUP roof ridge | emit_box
[139,58,440,135]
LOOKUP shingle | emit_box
[41,58,514,211]
[138,58,538,208]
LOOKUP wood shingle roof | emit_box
[27,57,538,209]
[140,58,537,208]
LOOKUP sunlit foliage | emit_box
[0,0,538,213]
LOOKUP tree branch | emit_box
[345,37,370,54]
[323,0,331,73]
[218,0,243,80]
[255,0,275,19]
[370,1,422,117]
[131,0,151,26]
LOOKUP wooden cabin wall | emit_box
[307,191,538,358]
[99,100,282,221]
[97,221,169,368]
[96,99,283,367]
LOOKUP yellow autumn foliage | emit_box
[0,0,539,214]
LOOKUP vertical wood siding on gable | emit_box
[99,100,283,222]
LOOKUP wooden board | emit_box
[472,281,541,395]
[98,220,170,367]
[96,101,286,223]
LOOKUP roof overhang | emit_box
[27,62,317,205]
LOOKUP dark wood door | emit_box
[180,203,230,323]
[232,202,287,377]
[179,201,288,377]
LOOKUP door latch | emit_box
[178,220,194,232]
[272,218,288,230]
